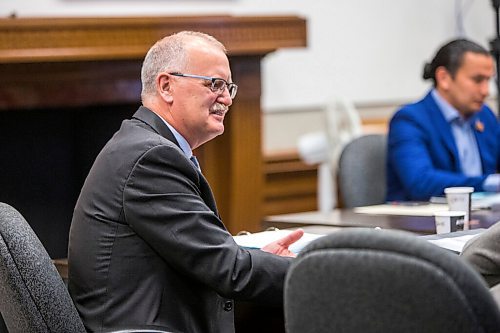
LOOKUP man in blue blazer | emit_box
[387,39,500,201]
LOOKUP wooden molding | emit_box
[0,15,307,63]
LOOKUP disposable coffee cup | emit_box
[444,187,473,226]
[433,210,466,234]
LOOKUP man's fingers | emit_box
[277,229,304,247]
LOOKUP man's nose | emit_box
[480,81,489,97]
[217,88,233,106]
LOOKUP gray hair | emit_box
[140,31,226,101]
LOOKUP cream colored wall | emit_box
[263,97,499,153]
[263,101,400,153]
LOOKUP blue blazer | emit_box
[386,91,500,201]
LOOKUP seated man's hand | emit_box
[261,229,304,258]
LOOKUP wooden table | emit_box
[55,207,499,333]
[264,208,500,235]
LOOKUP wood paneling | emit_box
[0,61,142,110]
[0,16,307,63]
[263,151,318,217]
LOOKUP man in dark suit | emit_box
[461,221,500,288]
[386,39,499,201]
[68,31,303,333]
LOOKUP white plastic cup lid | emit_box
[444,187,474,194]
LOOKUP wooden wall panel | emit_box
[263,151,318,217]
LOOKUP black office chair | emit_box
[284,228,500,333]
[337,134,387,207]
[0,202,173,333]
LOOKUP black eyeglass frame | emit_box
[169,72,238,99]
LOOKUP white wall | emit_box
[264,0,494,110]
[1,0,496,151]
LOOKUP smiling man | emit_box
[387,38,500,201]
[68,31,303,333]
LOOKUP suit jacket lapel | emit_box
[198,173,219,216]
[132,106,220,215]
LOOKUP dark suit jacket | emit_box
[461,221,500,288]
[387,91,500,201]
[68,106,292,333]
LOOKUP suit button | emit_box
[223,300,233,312]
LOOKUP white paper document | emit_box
[233,230,325,254]
[353,203,448,216]
[427,234,480,253]
[472,192,500,209]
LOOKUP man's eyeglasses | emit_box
[169,73,238,99]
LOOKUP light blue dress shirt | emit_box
[158,116,200,171]
[431,89,499,192]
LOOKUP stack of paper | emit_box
[427,234,480,253]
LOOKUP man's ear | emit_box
[157,73,174,103]
[435,66,452,90]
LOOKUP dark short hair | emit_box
[422,39,490,86]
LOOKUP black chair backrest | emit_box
[337,134,387,207]
[285,228,500,333]
[0,202,86,333]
